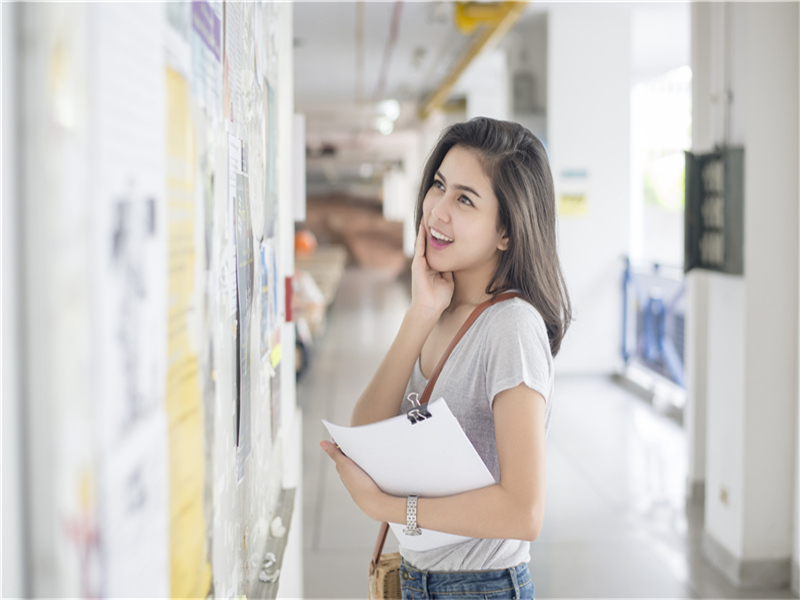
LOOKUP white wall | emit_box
[2,3,25,597]
[684,268,709,499]
[692,2,799,587]
[685,2,713,501]
[547,3,632,374]
[631,3,690,84]
[740,2,798,564]
[704,273,745,554]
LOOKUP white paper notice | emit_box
[322,398,495,552]
[91,3,169,596]
[227,134,243,316]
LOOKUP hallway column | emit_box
[684,2,713,507]
[547,3,632,374]
[692,2,799,589]
[684,269,708,504]
[452,48,510,121]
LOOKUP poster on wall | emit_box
[557,169,589,217]
[254,1,266,88]
[224,0,249,125]
[262,83,278,240]
[165,67,213,598]
[103,191,170,599]
[264,1,279,87]
[262,80,281,443]
[227,133,242,451]
[264,81,281,440]
[271,361,281,443]
[190,0,222,118]
[165,1,190,76]
[224,198,238,320]
[260,241,271,361]
[269,237,281,361]
[268,237,282,442]
[234,144,254,481]
[92,4,170,597]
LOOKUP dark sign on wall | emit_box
[684,147,744,275]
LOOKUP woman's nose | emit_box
[429,195,450,222]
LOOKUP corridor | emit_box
[299,267,795,599]
[5,3,800,597]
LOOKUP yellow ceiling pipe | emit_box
[419,1,528,121]
[455,1,516,34]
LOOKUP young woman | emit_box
[320,117,572,599]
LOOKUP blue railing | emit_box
[622,257,686,388]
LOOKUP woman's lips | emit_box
[429,232,453,249]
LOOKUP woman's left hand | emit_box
[320,440,386,521]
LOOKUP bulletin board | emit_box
[14,2,296,598]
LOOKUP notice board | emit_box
[12,2,298,598]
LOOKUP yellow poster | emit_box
[558,193,588,216]
[558,169,590,217]
[165,66,212,599]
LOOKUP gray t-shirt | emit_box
[398,297,554,572]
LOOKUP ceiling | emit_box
[292,1,691,199]
[292,0,539,198]
[293,1,472,126]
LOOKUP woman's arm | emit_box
[349,306,438,426]
[350,224,454,426]
[326,383,547,541]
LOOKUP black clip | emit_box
[406,393,432,424]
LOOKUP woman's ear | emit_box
[498,232,509,252]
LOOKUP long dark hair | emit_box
[415,117,572,356]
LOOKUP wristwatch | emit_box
[404,495,422,536]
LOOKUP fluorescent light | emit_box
[378,118,394,135]
[379,99,401,121]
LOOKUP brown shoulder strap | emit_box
[419,290,522,405]
[369,521,390,576]
[370,290,522,569]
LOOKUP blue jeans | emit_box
[399,558,534,600]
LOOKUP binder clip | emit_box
[405,393,431,424]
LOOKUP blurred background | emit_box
[2,1,799,598]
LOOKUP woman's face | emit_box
[421,145,508,279]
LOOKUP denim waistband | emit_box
[399,557,532,598]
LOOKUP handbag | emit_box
[368,522,401,599]
[367,290,522,599]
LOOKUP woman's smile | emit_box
[429,227,454,250]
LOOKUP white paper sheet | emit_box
[322,398,495,552]
[91,3,169,596]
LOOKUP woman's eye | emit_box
[433,179,445,190]
[459,195,474,206]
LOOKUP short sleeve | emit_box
[484,301,553,407]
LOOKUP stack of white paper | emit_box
[322,398,495,551]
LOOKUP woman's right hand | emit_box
[410,223,454,320]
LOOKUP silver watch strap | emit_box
[404,494,422,536]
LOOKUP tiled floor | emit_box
[298,267,796,599]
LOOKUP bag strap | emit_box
[370,522,391,576]
[419,290,522,405]
[369,290,522,575]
